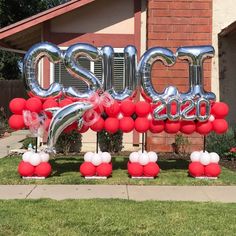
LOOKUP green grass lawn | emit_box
[0,156,235,185]
[0,199,235,235]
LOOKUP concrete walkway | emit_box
[0,185,236,202]
[0,130,29,158]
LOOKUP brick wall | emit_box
[147,0,212,152]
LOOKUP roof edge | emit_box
[0,0,95,39]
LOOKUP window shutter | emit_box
[54,50,125,92]
[54,58,90,93]
[94,52,125,91]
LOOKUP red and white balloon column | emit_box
[18,151,51,178]
[80,152,112,178]
[127,151,160,178]
[189,151,221,178]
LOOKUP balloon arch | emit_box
[9,42,228,179]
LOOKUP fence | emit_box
[0,80,27,118]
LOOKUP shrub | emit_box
[0,107,8,136]
[22,137,37,149]
[56,131,82,155]
[98,130,123,153]
[172,134,191,156]
[206,128,236,156]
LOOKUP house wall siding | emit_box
[147,0,212,152]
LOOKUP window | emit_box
[53,49,125,93]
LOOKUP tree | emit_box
[0,0,69,80]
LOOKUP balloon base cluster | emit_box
[18,151,52,178]
[80,152,112,177]
[128,151,160,178]
[189,151,221,178]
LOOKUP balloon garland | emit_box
[7,43,231,180]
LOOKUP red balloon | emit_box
[135,117,149,133]
[135,101,151,117]
[18,161,35,177]
[188,162,204,177]
[128,162,143,177]
[8,114,25,130]
[35,162,52,177]
[80,162,96,176]
[44,118,51,131]
[211,102,229,118]
[149,120,165,133]
[204,163,221,177]
[96,163,112,177]
[25,97,42,113]
[143,163,160,177]
[9,98,26,114]
[104,117,119,133]
[105,101,120,117]
[94,105,104,114]
[165,120,180,134]
[212,119,228,134]
[63,122,78,133]
[90,117,104,132]
[43,99,58,118]
[120,100,135,116]
[59,98,73,107]
[78,125,89,133]
[180,121,196,134]
[196,121,212,135]
[119,117,134,133]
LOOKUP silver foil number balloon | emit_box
[176,45,216,101]
[196,97,211,122]
[63,43,103,99]
[166,97,181,121]
[46,102,93,153]
[23,42,63,99]
[138,47,176,103]
[180,99,196,121]
[101,45,138,101]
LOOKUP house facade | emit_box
[0,0,236,152]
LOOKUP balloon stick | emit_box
[203,135,206,152]
[35,137,38,153]
[96,132,99,153]
[142,133,145,153]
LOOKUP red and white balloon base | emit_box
[18,151,52,179]
[128,150,160,178]
[80,151,112,178]
[188,150,221,179]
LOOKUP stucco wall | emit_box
[212,0,236,100]
[218,31,236,125]
[50,0,134,34]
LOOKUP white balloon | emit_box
[210,152,220,163]
[190,151,201,162]
[101,152,111,163]
[129,152,139,163]
[148,151,158,162]
[209,115,215,122]
[91,153,102,166]
[200,150,208,154]
[29,153,41,166]
[22,151,33,163]
[39,152,50,162]
[199,152,210,166]
[84,152,94,162]
[138,150,147,155]
[139,153,149,166]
